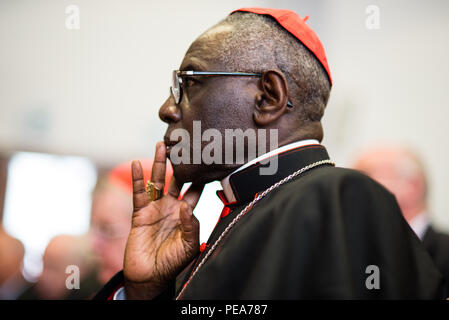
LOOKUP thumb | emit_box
[179,201,199,248]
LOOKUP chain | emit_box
[175,159,335,300]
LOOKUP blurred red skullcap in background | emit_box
[107,159,173,195]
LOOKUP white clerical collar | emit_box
[220,139,320,203]
[408,211,430,240]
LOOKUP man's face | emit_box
[159,28,260,184]
[90,186,131,284]
[353,149,425,221]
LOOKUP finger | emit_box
[151,142,167,190]
[132,160,148,212]
[182,183,205,209]
[179,202,199,247]
[167,176,182,198]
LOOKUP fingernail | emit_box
[155,142,164,153]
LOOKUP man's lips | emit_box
[163,136,179,147]
[163,136,180,157]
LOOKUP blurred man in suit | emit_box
[354,145,449,285]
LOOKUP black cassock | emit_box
[94,144,446,299]
[422,226,449,289]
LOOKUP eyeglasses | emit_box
[170,70,293,107]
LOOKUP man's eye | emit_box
[185,78,197,87]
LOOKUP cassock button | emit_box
[200,242,208,253]
[221,206,231,218]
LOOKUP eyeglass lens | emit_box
[171,71,181,104]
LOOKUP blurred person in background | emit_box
[19,234,99,299]
[90,160,172,285]
[353,145,449,285]
[0,226,31,299]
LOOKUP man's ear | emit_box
[254,69,290,126]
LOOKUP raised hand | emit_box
[123,142,204,299]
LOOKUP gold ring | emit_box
[146,181,163,202]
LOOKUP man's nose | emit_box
[159,96,181,124]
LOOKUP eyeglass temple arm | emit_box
[181,71,261,76]
[178,71,294,107]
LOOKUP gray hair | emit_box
[199,12,331,123]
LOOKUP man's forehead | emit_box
[180,56,208,71]
[180,24,234,70]
[200,23,234,39]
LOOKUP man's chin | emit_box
[171,163,231,185]
[172,164,210,185]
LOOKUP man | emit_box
[19,235,98,300]
[353,145,449,287]
[94,8,445,299]
[90,160,172,284]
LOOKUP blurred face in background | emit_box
[35,236,84,300]
[90,184,132,284]
[353,147,427,222]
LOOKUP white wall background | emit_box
[1,0,448,233]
